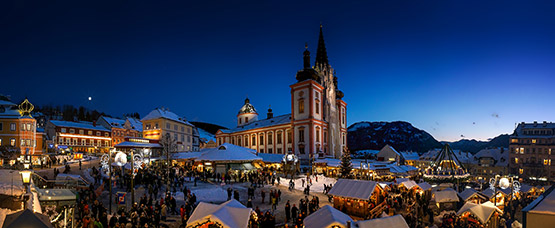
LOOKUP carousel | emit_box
[423,144,470,182]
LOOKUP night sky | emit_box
[2,0,555,141]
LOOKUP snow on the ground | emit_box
[31,189,42,213]
[175,187,228,203]
[278,174,337,193]
[83,169,95,184]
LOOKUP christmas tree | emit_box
[340,147,353,178]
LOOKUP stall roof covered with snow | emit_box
[357,215,409,228]
[457,201,502,224]
[328,179,382,200]
[433,189,460,203]
[257,153,284,164]
[186,199,252,228]
[458,188,487,202]
[303,205,354,228]
[1,209,53,228]
[195,143,261,162]
[418,182,432,191]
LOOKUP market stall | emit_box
[356,214,409,228]
[195,143,262,175]
[458,188,488,204]
[303,205,354,228]
[456,201,502,228]
[522,186,555,228]
[433,188,459,211]
[328,179,385,218]
[186,199,253,228]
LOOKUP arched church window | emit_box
[299,99,305,113]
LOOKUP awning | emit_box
[229,163,255,171]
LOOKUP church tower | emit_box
[237,97,258,127]
[290,25,347,161]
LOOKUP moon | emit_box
[88,97,92,101]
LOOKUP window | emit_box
[82,139,86,145]
[181,126,185,132]
[532,139,537,144]
[299,144,305,154]
[260,149,264,153]
[58,138,63,144]
[268,148,273,154]
[0,139,2,145]
[515,158,519,164]
[244,136,249,147]
[61,128,66,133]
[88,131,92,135]
[174,124,178,131]
[181,135,185,142]
[0,123,2,131]
[239,118,242,124]
[174,133,178,140]
[96,131,101,136]
[232,137,235,145]
[245,117,248,123]
[519,168,524,174]
[277,131,282,144]
[544,159,551,166]
[277,148,282,154]
[238,137,242,146]
[298,99,305,113]
[146,124,151,130]
[188,135,191,143]
[97,140,101,146]
[72,139,77,145]
[520,147,524,154]
[79,129,84,134]
[316,102,320,114]
[105,132,109,137]
[252,135,256,146]
[10,138,15,146]
[66,138,70,144]
[27,123,31,131]
[155,123,159,129]
[298,128,305,142]
[268,132,273,145]
[287,130,292,143]
[316,127,320,143]
[20,139,25,147]
[69,129,75,134]
[260,135,264,145]
[166,123,170,129]
[10,123,15,131]
[511,139,518,143]
[324,131,327,143]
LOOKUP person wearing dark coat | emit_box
[285,200,291,222]
[291,204,298,221]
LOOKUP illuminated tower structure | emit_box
[291,25,347,161]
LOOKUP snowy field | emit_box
[278,174,337,193]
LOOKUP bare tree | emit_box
[159,133,177,191]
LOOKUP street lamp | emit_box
[20,169,32,210]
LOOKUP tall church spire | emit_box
[315,24,329,66]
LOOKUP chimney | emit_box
[347,221,351,228]
[534,121,538,127]
[543,121,547,126]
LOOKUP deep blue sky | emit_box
[2,0,555,141]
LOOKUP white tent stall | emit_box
[433,188,459,211]
[303,205,354,228]
[356,214,409,228]
[186,199,252,228]
[522,186,555,228]
[456,201,502,228]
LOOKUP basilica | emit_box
[215,26,347,162]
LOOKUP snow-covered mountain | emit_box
[443,134,510,153]
[347,121,442,153]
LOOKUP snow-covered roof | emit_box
[458,188,487,202]
[257,153,284,163]
[220,114,291,134]
[357,215,409,228]
[187,199,252,228]
[303,205,354,228]
[49,120,109,131]
[418,182,432,191]
[456,202,502,224]
[480,188,495,199]
[2,209,53,228]
[433,189,460,203]
[420,148,474,164]
[99,116,126,128]
[195,143,261,162]
[473,148,509,166]
[36,189,76,201]
[171,152,202,160]
[514,122,555,138]
[126,117,143,131]
[389,165,417,174]
[198,128,216,142]
[141,108,193,126]
[328,179,381,200]
[238,99,257,115]
[400,151,420,161]
[399,180,418,189]
[523,186,555,215]
[114,141,162,148]
[0,100,16,106]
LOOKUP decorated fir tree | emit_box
[339,147,353,178]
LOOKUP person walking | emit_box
[291,204,298,222]
[261,189,266,203]
[227,187,233,201]
[285,200,291,223]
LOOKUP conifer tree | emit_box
[340,147,353,178]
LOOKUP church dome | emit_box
[296,68,320,83]
[238,98,257,115]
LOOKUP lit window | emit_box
[520,148,524,154]
[88,131,92,135]
[79,129,84,134]
[511,139,518,143]
[519,168,524,174]
[299,99,305,113]
[545,159,550,165]
[10,138,15,146]
[532,139,537,144]
[10,123,16,131]
[515,158,519,164]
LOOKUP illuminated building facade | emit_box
[0,99,44,160]
[97,116,141,146]
[216,26,348,161]
[45,120,111,153]
[509,121,555,182]
[141,108,199,152]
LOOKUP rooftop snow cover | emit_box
[303,205,354,228]
[198,128,216,142]
[357,214,409,228]
[49,120,109,131]
[458,188,486,202]
[523,186,555,215]
[418,182,432,191]
[220,114,291,134]
[473,148,509,166]
[195,143,261,162]
[400,151,420,161]
[328,179,381,200]
[456,202,502,224]
[434,189,460,203]
[114,141,162,148]
[186,199,252,228]
[257,153,284,163]
[36,189,76,201]
[0,100,16,106]
[514,122,555,138]
[141,108,193,126]
[399,180,418,189]
[99,116,126,127]
[126,117,143,131]
[420,148,475,164]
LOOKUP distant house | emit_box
[470,148,509,180]
[376,145,404,164]
[141,108,199,152]
[97,116,141,146]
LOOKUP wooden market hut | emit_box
[458,188,489,204]
[522,185,555,228]
[357,215,409,228]
[186,199,253,228]
[456,201,502,228]
[328,179,385,218]
[303,205,354,228]
[433,188,460,211]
